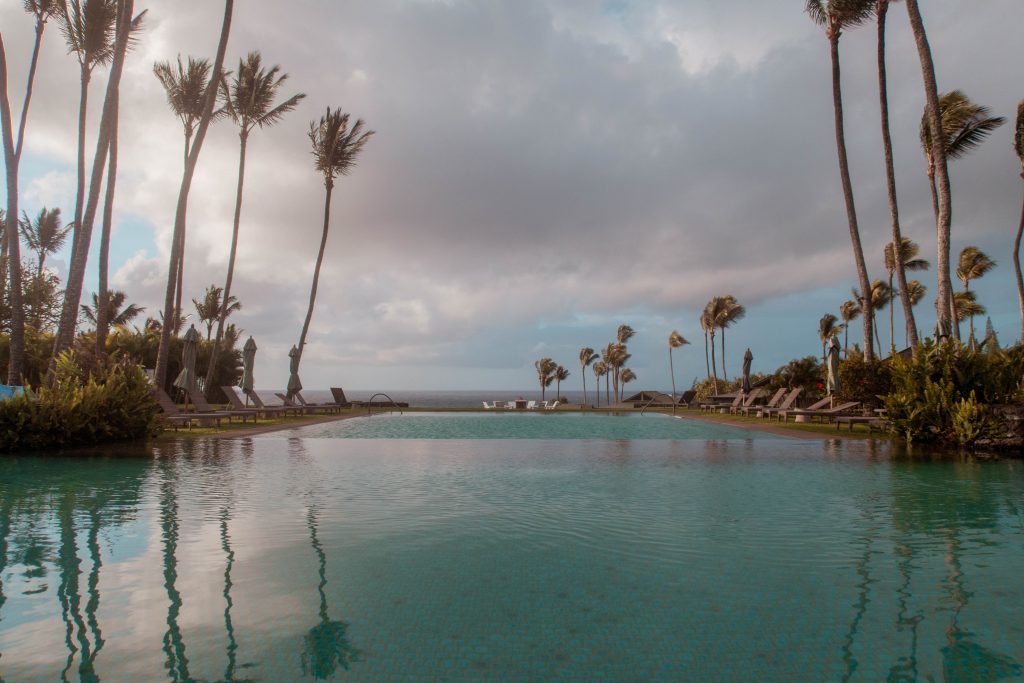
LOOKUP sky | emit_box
[1,0,1022,392]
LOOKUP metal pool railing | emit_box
[366,393,403,416]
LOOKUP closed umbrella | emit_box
[241,337,257,405]
[741,348,753,394]
[827,335,841,405]
[287,345,303,399]
[173,325,201,408]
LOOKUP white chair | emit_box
[482,401,492,409]
[506,401,517,409]
[526,400,537,409]
[546,401,560,410]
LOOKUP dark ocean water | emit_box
[257,389,672,409]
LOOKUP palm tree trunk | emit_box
[873,313,882,358]
[605,372,609,405]
[669,348,677,398]
[204,133,248,395]
[888,273,895,356]
[296,182,333,378]
[829,32,875,362]
[96,91,119,354]
[1015,188,1024,343]
[0,36,26,384]
[52,0,133,367]
[581,364,587,405]
[844,325,849,358]
[709,331,718,393]
[154,0,234,390]
[720,328,727,381]
[905,0,954,339]
[15,18,46,163]
[170,134,192,331]
[703,331,710,379]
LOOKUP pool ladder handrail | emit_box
[366,392,403,416]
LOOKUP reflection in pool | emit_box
[1,436,1023,681]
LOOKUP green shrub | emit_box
[0,352,161,452]
[837,351,892,408]
[691,377,739,403]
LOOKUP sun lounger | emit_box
[740,387,786,417]
[153,388,222,430]
[223,386,291,418]
[187,387,257,423]
[526,401,537,409]
[782,401,861,424]
[248,390,304,416]
[293,391,343,413]
[760,388,804,420]
[545,400,560,410]
[700,394,743,413]
[329,387,355,408]
[834,415,885,433]
[730,388,764,414]
[275,392,329,414]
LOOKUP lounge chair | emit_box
[730,388,764,414]
[153,388,221,430]
[223,386,291,418]
[293,391,343,413]
[762,388,805,420]
[700,394,743,413]
[248,390,304,416]
[545,400,560,410]
[526,400,537,409]
[329,387,355,408]
[782,401,861,424]
[482,401,493,409]
[275,392,328,414]
[740,387,786,417]
[834,415,885,433]
[187,387,257,423]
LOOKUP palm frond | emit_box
[309,107,375,185]
[921,90,1005,161]
[956,246,995,284]
[57,0,118,70]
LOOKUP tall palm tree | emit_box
[905,280,927,347]
[884,238,929,354]
[80,289,143,328]
[952,291,985,327]
[592,361,607,408]
[579,346,597,405]
[873,0,921,353]
[955,246,995,344]
[154,0,234,390]
[204,52,305,394]
[712,295,745,380]
[1014,100,1024,342]
[534,357,556,402]
[613,324,634,399]
[819,313,842,367]
[699,306,712,381]
[620,368,636,397]
[51,0,141,366]
[868,279,892,358]
[920,91,1004,340]
[20,207,69,276]
[668,330,689,404]
[839,299,860,358]
[0,37,28,382]
[703,299,720,392]
[153,55,223,329]
[601,343,615,404]
[294,108,373,379]
[806,0,876,361]
[554,365,569,401]
[903,0,953,337]
[193,284,240,340]
[609,343,630,402]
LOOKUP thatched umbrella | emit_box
[241,337,257,405]
[741,348,753,394]
[172,325,200,409]
[287,345,303,399]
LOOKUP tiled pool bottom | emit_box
[1,438,1023,682]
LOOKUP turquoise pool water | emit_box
[1,426,1023,681]
[282,411,781,440]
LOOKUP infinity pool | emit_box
[1,424,1022,681]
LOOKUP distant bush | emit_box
[0,352,161,452]
[837,350,892,408]
[883,342,1024,445]
[691,378,739,403]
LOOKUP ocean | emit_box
[269,389,671,409]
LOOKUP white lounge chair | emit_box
[526,400,537,409]
[482,401,493,409]
[545,400,560,410]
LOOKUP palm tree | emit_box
[608,343,630,402]
[620,368,636,397]
[668,330,689,404]
[592,361,607,408]
[703,300,720,392]
[19,207,69,276]
[579,347,597,406]
[819,313,842,368]
[715,295,745,380]
[806,0,876,362]
[154,0,234,390]
[1015,100,1024,342]
[905,279,926,309]
[874,0,921,353]
[920,91,1004,339]
[867,279,892,358]
[0,39,28,381]
[203,52,305,394]
[903,0,953,337]
[953,291,985,328]
[534,357,556,402]
[839,299,860,358]
[554,365,569,402]
[699,306,712,381]
[613,324,634,399]
[955,246,995,344]
[193,284,240,340]
[601,343,615,404]
[294,108,373,380]
[884,238,929,354]
[80,290,143,328]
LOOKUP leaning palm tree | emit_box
[920,91,1004,338]
[193,284,240,340]
[819,313,842,368]
[19,207,69,277]
[884,237,929,354]
[80,289,143,328]
[613,324,634,398]
[955,246,995,344]
[953,291,986,348]
[153,55,224,333]
[874,0,921,353]
[620,368,637,397]
[294,108,374,381]
[534,357,556,402]
[667,330,689,404]
[0,46,28,382]
[592,361,607,408]
[714,295,745,380]
[154,0,234,390]
[1015,100,1024,342]
[904,280,927,345]
[579,347,597,406]
[601,343,615,404]
[554,365,569,402]
[699,306,712,382]
[609,343,630,402]
[203,51,305,394]
[839,299,860,358]
[703,299,720,392]
[867,279,893,358]
[806,0,876,361]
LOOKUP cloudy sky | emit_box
[2,0,1021,392]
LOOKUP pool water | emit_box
[1,424,1023,681]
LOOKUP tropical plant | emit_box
[806,0,876,361]
[867,279,892,358]
[19,207,69,277]
[612,324,634,399]
[1015,100,1024,342]
[884,237,928,354]
[608,343,630,402]
[601,343,615,404]
[620,368,636,396]
[699,306,712,381]
[668,330,689,404]
[839,299,860,358]
[579,346,597,405]
[955,246,995,345]
[2,258,61,332]
[818,313,842,368]
[702,300,719,391]
[920,91,1004,339]
[837,348,892,408]
[534,357,556,402]
[711,295,744,380]
[293,108,373,383]
[80,290,144,329]
[204,51,305,394]
[952,291,986,343]
[153,0,234,390]
[592,360,607,408]
[192,285,239,340]
[554,365,569,401]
